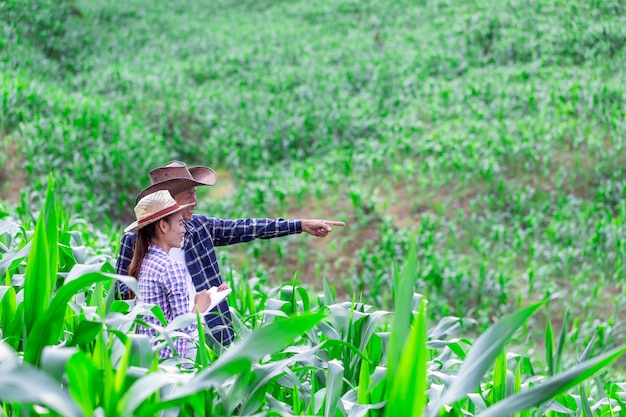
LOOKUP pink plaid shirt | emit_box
[135,243,196,358]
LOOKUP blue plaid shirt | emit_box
[135,243,195,359]
[115,215,302,346]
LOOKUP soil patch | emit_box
[0,136,27,204]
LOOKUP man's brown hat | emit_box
[136,160,217,203]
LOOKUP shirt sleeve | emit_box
[114,232,136,300]
[207,218,302,246]
[163,260,195,358]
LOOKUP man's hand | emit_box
[301,219,346,238]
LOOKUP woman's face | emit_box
[162,211,186,249]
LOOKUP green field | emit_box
[2,0,626,415]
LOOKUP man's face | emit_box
[173,187,197,220]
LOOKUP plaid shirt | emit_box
[116,215,302,346]
[135,243,195,359]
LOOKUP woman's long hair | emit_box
[128,221,160,278]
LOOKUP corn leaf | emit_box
[0,344,82,417]
[545,319,554,376]
[476,344,626,417]
[66,351,102,417]
[23,272,115,365]
[325,359,345,417]
[385,297,427,417]
[239,359,296,415]
[426,301,544,417]
[120,372,185,416]
[357,348,371,405]
[150,311,326,410]
[0,285,17,348]
[580,384,593,417]
[490,350,508,404]
[555,308,570,374]
[23,175,58,348]
[387,238,418,380]
[40,346,78,383]
[0,241,31,281]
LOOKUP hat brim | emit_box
[136,166,217,204]
[124,202,194,233]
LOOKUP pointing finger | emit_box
[323,220,346,227]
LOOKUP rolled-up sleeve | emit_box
[209,218,302,246]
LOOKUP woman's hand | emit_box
[217,283,230,291]
[193,290,212,313]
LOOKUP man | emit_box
[115,160,345,347]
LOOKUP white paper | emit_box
[202,287,232,314]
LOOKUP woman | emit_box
[125,189,213,359]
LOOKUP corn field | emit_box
[0,179,624,415]
[2,0,626,415]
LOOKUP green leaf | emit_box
[0,241,31,279]
[426,301,545,417]
[209,312,325,377]
[3,303,23,351]
[40,346,79,383]
[140,312,326,414]
[545,319,554,376]
[0,344,83,417]
[0,286,17,348]
[324,360,344,417]
[128,334,155,369]
[23,175,58,344]
[555,308,570,374]
[386,298,427,417]
[320,338,373,364]
[579,384,593,417]
[68,320,103,347]
[296,285,310,312]
[66,351,101,417]
[489,351,508,404]
[322,277,336,306]
[356,310,391,355]
[120,372,184,416]
[357,349,371,404]
[387,238,418,380]
[238,359,295,415]
[0,219,20,236]
[24,272,115,365]
[476,345,626,417]
[195,312,211,368]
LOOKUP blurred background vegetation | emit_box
[1,0,625,360]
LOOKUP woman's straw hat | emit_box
[136,160,217,203]
[125,190,194,233]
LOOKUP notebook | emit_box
[202,286,232,314]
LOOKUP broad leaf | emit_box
[426,301,544,416]
[476,345,626,417]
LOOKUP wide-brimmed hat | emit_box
[136,160,217,203]
[125,190,194,233]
